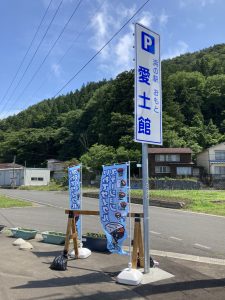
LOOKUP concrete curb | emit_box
[83,192,186,209]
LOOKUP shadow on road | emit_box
[134,277,225,296]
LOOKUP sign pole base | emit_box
[117,264,143,285]
[70,242,91,259]
[117,214,144,285]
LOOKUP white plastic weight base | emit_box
[117,268,143,285]
[70,247,91,259]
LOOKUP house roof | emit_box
[148,148,192,154]
[197,142,225,155]
[47,159,63,163]
[0,163,23,169]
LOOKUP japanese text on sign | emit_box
[99,164,129,255]
[134,23,162,145]
[68,165,81,238]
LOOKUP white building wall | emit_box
[208,143,225,160]
[196,151,209,173]
[208,143,225,175]
[24,169,50,186]
[197,143,225,175]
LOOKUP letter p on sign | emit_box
[141,31,155,54]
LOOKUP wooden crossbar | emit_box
[64,209,144,268]
[65,209,144,218]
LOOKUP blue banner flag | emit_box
[99,163,129,255]
[68,165,81,239]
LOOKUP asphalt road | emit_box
[1,189,225,259]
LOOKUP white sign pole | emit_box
[134,23,162,274]
[142,143,150,273]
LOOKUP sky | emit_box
[0,0,224,119]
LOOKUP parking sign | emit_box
[134,23,162,145]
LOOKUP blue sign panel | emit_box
[141,31,155,54]
[68,165,81,239]
[99,164,128,255]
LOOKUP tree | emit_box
[203,74,225,126]
[168,71,205,124]
[80,144,116,172]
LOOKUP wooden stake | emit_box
[63,211,79,258]
[132,216,144,268]
[137,220,144,268]
[71,217,79,258]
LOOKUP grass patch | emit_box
[0,195,32,208]
[19,181,65,191]
[132,189,225,216]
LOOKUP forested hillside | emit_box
[0,44,225,167]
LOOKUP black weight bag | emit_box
[50,254,68,271]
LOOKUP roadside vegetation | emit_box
[13,183,225,216]
[132,189,225,216]
[19,181,66,191]
[0,195,32,208]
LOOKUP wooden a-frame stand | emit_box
[63,210,144,269]
[63,210,79,258]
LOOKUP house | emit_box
[148,148,198,178]
[47,159,66,179]
[196,142,225,177]
[0,163,50,187]
[23,168,50,186]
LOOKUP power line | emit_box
[25,0,107,109]
[0,0,53,107]
[53,0,151,98]
[2,0,83,119]
[57,0,107,66]
[17,0,84,105]
[0,0,63,117]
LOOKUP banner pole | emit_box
[80,163,82,243]
[142,143,150,273]
[128,161,132,269]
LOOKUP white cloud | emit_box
[162,41,189,60]
[51,63,61,77]
[158,11,169,27]
[115,4,136,21]
[114,33,134,73]
[179,0,215,7]
[136,11,154,28]
[88,4,158,76]
[89,2,137,73]
[89,4,113,58]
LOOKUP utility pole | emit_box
[12,155,16,189]
[24,161,27,186]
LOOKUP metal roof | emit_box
[148,148,192,154]
[0,163,23,169]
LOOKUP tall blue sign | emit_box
[68,165,81,239]
[99,163,129,255]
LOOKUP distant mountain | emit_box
[0,44,224,166]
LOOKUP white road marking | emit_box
[122,247,225,265]
[170,236,182,241]
[194,243,211,250]
[151,250,225,265]
[150,230,161,235]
